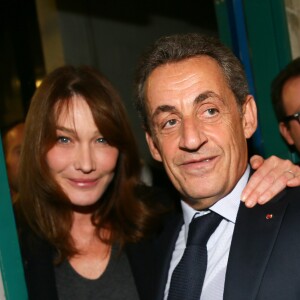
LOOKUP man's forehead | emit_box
[146,57,226,90]
[146,60,229,104]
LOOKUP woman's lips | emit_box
[68,178,99,188]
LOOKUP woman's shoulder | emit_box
[14,204,60,299]
[133,184,181,238]
[14,203,53,260]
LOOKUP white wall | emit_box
[35,0,217,160]
[285,0,300,58]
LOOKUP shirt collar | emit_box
[181,165,250,242]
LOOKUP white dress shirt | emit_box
[164,166,250,300]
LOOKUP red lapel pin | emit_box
[265,214,273,220]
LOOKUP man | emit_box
[131,33,300,300]
[271,57,300,153]
[1,121,25,202]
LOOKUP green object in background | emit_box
[214,0,233,49]
[0,136,27,299]
[243,0,294,160]
[214,0,298,161]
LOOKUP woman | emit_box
[17,65,156,300]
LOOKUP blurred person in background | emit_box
[272,57,300,155]
[1,120,25,202]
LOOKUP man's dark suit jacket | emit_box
[127,186,300,300]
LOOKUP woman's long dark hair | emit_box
[19,65,152,261]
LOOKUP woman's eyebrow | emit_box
[56,126,75,134]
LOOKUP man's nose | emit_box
[179,117,207,151]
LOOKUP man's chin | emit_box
[183,191,221,210]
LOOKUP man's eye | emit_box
[205,108,219,116]
[164,119,178,128]
[96,137,108,144]
[57,136,70,144]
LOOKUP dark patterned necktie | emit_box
[167,212,223,300]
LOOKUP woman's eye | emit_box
[57,136,70,144]
[96,137,108,144]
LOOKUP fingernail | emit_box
[258,195,267,204]
[245,200,254,208]
[241,193,247,202]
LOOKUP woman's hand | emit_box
[242,155,300,207]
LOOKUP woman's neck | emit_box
[69,211,112,279]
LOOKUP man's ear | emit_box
[242,95,258,139]
[145,132,162,162]
[279,122,295,145]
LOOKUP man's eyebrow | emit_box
[151,105,177,120]
[151,91,223,120]
[194,91,223,105]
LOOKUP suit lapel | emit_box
[153,213,183,300]
[224,190,289,300]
